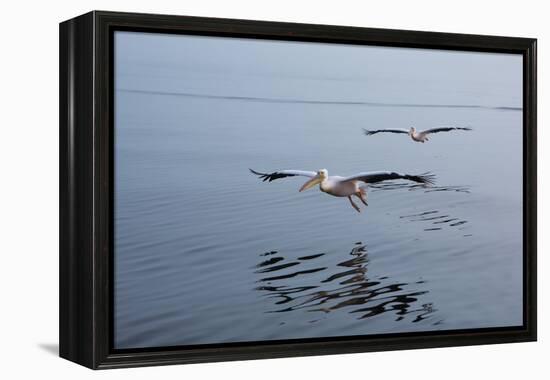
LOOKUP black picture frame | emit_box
[59,10,537,369]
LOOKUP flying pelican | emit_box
[250,168,435,212]
[363,126,472,143]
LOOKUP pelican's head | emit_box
[299,169,328,192]
[409,127,416,135]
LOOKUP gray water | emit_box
[114,32,523,349]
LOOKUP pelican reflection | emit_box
[255,243,438,323]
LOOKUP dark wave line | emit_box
[117,88,522,112]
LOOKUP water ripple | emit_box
[370,182,471,194]
[254,242,436,323]
[400,210,470,234]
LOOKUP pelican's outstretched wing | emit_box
[421,126,472,134]
[363,128,409,136]
[250,169,317,182]
[341,171,436,185]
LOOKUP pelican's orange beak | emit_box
[299,175,322,192]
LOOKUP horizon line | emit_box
[117,88,522,112]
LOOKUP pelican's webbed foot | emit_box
[356,191,368,206]
[348,196,361,213]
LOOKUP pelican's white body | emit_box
[299,169,368,211]
[319,176,361,197]
[409,127,429,143]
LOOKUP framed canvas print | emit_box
[59,11,536,369]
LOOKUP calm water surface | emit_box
[114,32,523,349]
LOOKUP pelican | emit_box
[250,168,435,212]
[363,126,472,143]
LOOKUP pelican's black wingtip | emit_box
[419,172,437,186]
[363,128,374,136]
[249,168,270,182]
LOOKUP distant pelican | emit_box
[363,126,472,143]
[250,169,435,212]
